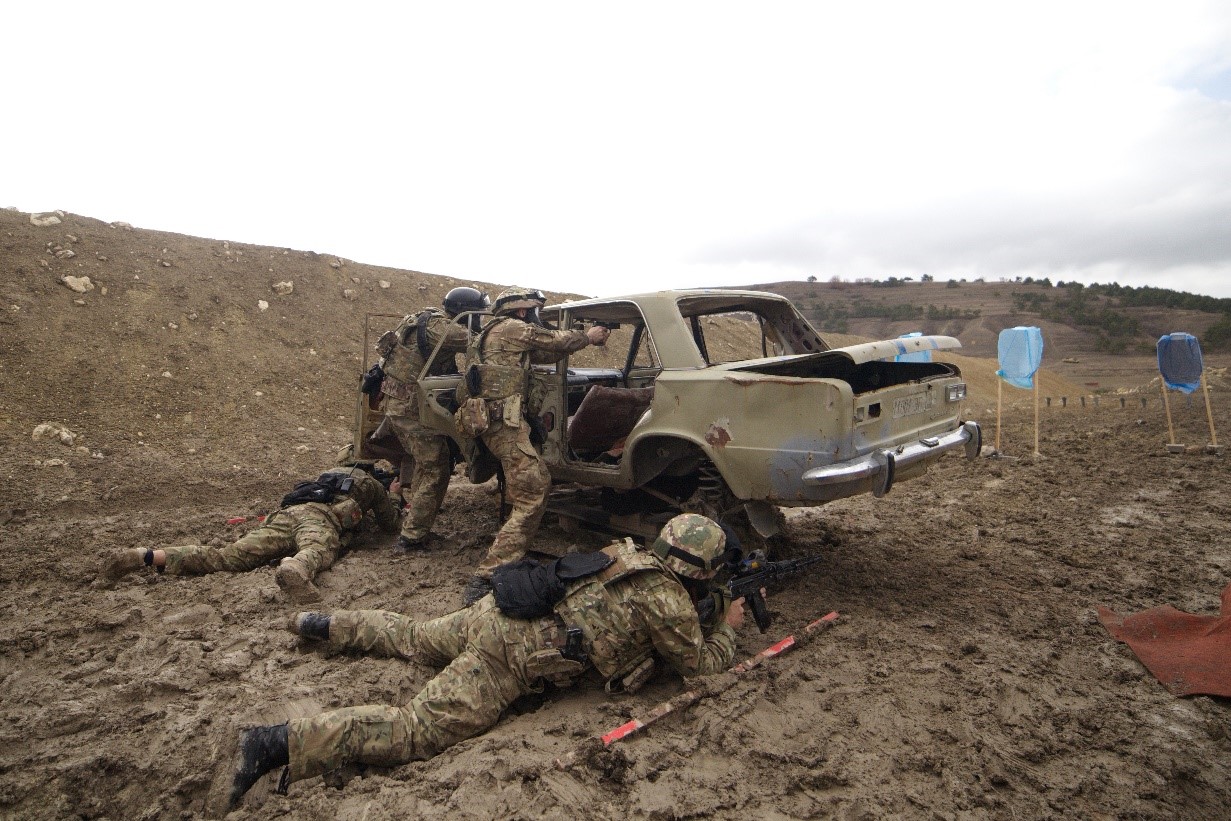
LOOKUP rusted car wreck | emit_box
[356,289,980,542]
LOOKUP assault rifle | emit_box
[699,551,827,633]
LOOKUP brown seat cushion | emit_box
[567,386,654,452]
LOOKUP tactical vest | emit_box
[553,539,671,680]
[462,317,530,400]
[379,309,444,384]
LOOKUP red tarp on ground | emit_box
[1098,583,1231,697]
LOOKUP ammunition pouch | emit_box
[525,648,586,687]
[455,397,490,438]
[605,655,655,695]
[500,395,522,429]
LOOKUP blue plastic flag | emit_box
[1157,333,1204,394]
[894,332,933,363]
[996,326,1044,389]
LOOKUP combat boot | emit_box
[101,549,150,584]
[461,575,494,606]
[395,535,428,553]
[287,611,331,641]
[275,557,322,604]
[219,723,290,811]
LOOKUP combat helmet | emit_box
[650,513,738,580]
[443,286,490,318]
[492,286,547,316]
[329,497,363,529]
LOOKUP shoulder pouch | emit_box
[492,552,615,619]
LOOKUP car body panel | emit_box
[355,289,979,529]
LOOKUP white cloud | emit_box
[5,1,1231,298]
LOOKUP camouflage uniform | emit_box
[465,313,591,576]
[377,308,470,544]
[285,538,737,782]
[160,467,400,578]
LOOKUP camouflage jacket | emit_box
[317,466,401,534]
[464,316,590,398]
[553,539,738,683]
[379,309,470,415]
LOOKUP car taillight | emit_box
[946,383,967,402]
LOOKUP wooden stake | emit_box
[1033,380,1040,457]
[1201,372,1219,448]
[995,378,1003,452]
[1161,382,1182,452]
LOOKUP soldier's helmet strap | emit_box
[652,538,738,571]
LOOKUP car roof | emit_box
[546,288,792,312]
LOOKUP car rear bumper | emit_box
[801,421,982,498]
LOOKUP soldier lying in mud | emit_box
[211,513,755,813]
[100,463,402,603]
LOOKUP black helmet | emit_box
[443,287,490,318]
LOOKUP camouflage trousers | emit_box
[286,597,564,782]
[386,414,452,542]
[161,505,340,577]
[476,419,550,576]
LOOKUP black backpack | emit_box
[491,551,615,618]
[280,473,355,509]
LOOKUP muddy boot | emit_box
[395,535,429,553]
[100,549,150,585]
[217,723,290,812]
[287,612,331,641]
[461,575,493,607]
[275,558,322,604]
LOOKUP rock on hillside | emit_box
[1,208,522,509]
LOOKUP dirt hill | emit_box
[2,208,1229,820]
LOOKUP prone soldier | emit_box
[99,463,402,603]
[212,513,748,811]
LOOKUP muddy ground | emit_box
[2,210,1229,819]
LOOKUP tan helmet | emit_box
[330,497,362,529]
[492,286,547,316]
[650,513,735,580]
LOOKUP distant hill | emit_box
[750,278,1231,362]
[740,278,1230,395]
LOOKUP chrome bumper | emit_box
[801,421,981,498]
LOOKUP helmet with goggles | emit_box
[492,286,547,316]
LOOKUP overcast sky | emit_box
[6,2,1231,299]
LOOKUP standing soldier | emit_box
[377,287,489,552]
[458,287,609,603]
[99,464,402,603]
[211,514,749,812]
